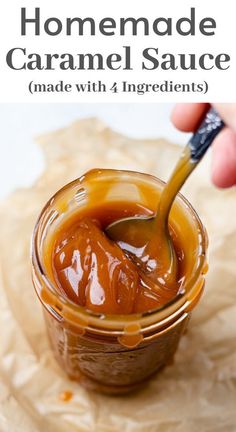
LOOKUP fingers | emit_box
[171,103,209,132]
[211,127,236,188]
[172,103,236,188]
[172,103,236,133]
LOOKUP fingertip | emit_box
[171,103,209,132]
[211,128,236,188]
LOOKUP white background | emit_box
[0,103,190,199]
[0,0,235,102]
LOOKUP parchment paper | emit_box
[1,118,236,432]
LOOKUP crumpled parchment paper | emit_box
[1,118,236,432]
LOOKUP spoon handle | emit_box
[156,107,225,224]
[189,107,224,163]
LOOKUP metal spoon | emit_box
[106,108,224,286]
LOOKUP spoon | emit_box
[106,108,224,286]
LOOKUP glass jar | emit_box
[31,169,208,394]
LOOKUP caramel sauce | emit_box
[47,201,185,315]
[59,390,73,402]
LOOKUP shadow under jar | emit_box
[31,169,208,395]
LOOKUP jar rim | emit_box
[31,168,207,332]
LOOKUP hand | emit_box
[171,104,236,188]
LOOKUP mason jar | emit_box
[31,169,208,394]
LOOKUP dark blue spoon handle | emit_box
[189,107,225,163]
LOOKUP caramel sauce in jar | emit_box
[47,201,185,315]
[32,169,207,394]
